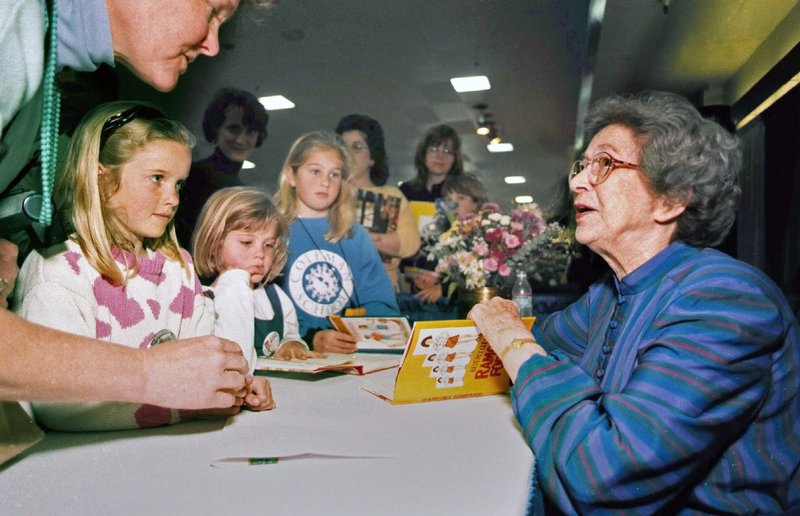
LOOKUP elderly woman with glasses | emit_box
[470,90,799,513]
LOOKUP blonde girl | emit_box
[275,131,399,353]
[14,101,272,432]
[192,186,318,370]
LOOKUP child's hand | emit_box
[274,341,324,361]
[416,282,444,304]
[412,271,439,290]
[313,330,358,354]
[244,376,275,411]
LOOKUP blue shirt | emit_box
[514,241,800,513]
[280,216,399,340]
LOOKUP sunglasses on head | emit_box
[99,105,164,151]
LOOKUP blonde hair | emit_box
[192,186,289,284]
[55,101,195,286]
[274,131,355,242]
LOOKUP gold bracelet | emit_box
[499,337,537,361]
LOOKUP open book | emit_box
[328,315,412,350]
[357,189,401,234]
[362,318,535,404]
[256,352,401,375]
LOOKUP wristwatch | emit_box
[499,337,537,361]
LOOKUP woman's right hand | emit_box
[313,330,358,353]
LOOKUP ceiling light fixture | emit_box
[504,176,526,184]
[451,75,491,93]
[487,142,514,153]
[258,95,295,111]
[473,103,494,136]
[515,195,534,204]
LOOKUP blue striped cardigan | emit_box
[515,241,799,514]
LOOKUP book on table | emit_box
[328,315,412,351]
[362,317,535,404]
[256,352,401,375]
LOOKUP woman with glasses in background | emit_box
[398,125,464,311]
[335,114,420,292]
[469,90,799,513]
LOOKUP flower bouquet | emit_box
[422,202,576,297]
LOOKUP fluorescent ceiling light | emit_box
[242,160,256,170]
[487,142,514,153]
[515,195,534,204]
[504,176,526,184]
[450,75,491,93]
[258,95,295,110]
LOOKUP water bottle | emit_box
[512,269,533,317]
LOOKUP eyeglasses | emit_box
[349,141,369,152]
[99,105,164,151]
[427,145,455,157]
[569,152,639,185]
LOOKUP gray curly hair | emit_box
[583,90,741,247]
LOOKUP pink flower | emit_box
[474,242,488,256]
[485,228,502,242]
[485,257,499,272]
[498,264,511,277]
[503,233,521,249]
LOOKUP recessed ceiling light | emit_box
[504,176,526,184]
[450,75,491,93]
[258,95,295,110]
[515,195,534,204]
[487,142,514,153]
[242,160,256,169]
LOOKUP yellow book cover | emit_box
[362,317,535,404]
[408,200,437,232]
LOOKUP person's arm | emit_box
[0,239,19,309]
[468,297,546,381]
[352,227,400,316]
[502,280,782,512]
[369,231,401,257]
[0,309,247,408]
[211,268,258,373]
[271,286,319,359]
[392,189,421,259]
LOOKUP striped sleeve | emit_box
[513,268,783,513]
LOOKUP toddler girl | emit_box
[14,102,272,431]
[192,186,318,371]
[275,132,399,353]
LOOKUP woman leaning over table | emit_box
[469,90,800,514]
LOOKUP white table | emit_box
[0,369,533,515]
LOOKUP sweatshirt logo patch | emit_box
[288,249,353,317]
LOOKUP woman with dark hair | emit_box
[175,88,269,249]
[335,114,420,290]
[400,124,464,202]
[398,125,465,308]
[470,90,800,513]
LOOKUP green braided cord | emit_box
[39,0,60,227]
